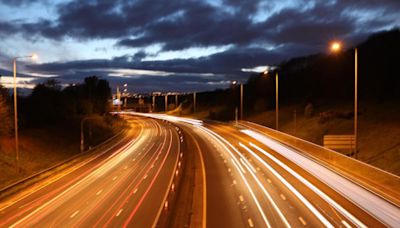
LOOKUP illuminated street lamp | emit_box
[13,54,38,172]
[330,41,358,158]
[263,70,279,130]
[330,41,342,52]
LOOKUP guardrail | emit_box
[238,121,400,207]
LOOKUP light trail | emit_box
[238,143,334,228]
[195,125,271,228]
[242,129,399,227]
[238,143,291,228]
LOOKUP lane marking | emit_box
[96,189,103,196]
[116,209,123,217]
[70,210,79,219]
[248,218,254,227]
[342,220,352,228]
[186,129,207,228]
[239,195,244,202]
[267,179,272,183]
[113,176,118,181]
[233,180,237,185]
[298,217,307,226]
[280,194,286,201]
[240,143,333,228]
[248,142,364,228]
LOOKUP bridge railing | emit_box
[238,121,400,207]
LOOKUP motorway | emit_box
[0,113,399,227]
[125,112,399,227]
[0,116,181,227]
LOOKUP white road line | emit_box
[342,220,352,228]
[248,141,365,228]
[248,218,254,227]
[280,194,286,200]
[96,189,103,196]
[116,209,123,217]
[113,176,118,181]
[239,195,244,202]
[298,217,307,226]
[241,143,333,228]
[70,210,79,218]
[133,188,138,194]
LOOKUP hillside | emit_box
[184,29,400,176]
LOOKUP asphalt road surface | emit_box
[1,113,399,227]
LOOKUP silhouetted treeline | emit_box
[195,29,400,120]
[0,85,12,135]
[19,76,111,127]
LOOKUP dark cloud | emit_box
[22,45,289,92]
[0,0,42,6]
[2,0,399,92]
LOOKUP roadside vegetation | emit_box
[177,29,400,175]
[0,76,126,189]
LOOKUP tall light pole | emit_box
[13,54,38,172]
[165,94,168,112]
[330,41,358,158]
[240,83,243,120]
[123,83,128,108]
[152,95,156,112]
[193,92,196,113]
[354,48,358,158]
[275,72,279,130]
[175,94,178,108]
[263,71,279,130]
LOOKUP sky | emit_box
[0,0,399,93]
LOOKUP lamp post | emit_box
[275,72,279,130]
[123,83,127,108]
[193,92,196,113]
[330,41,358,158]
[81,116,97,153]
[13,54,37,172]
[240,83,243,120]
[165,94,168,112]
[263,70,279,130]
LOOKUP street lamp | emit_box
[13,54,38,172]
[263,70,279,130]
[330,41,358,158]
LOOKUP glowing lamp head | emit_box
[31,53,38,60]
[232,80,237,85]
[330,41,342,52]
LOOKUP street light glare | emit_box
[31,53,38,60]
[330,41,342,52]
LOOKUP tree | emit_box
[0,85,12,136]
